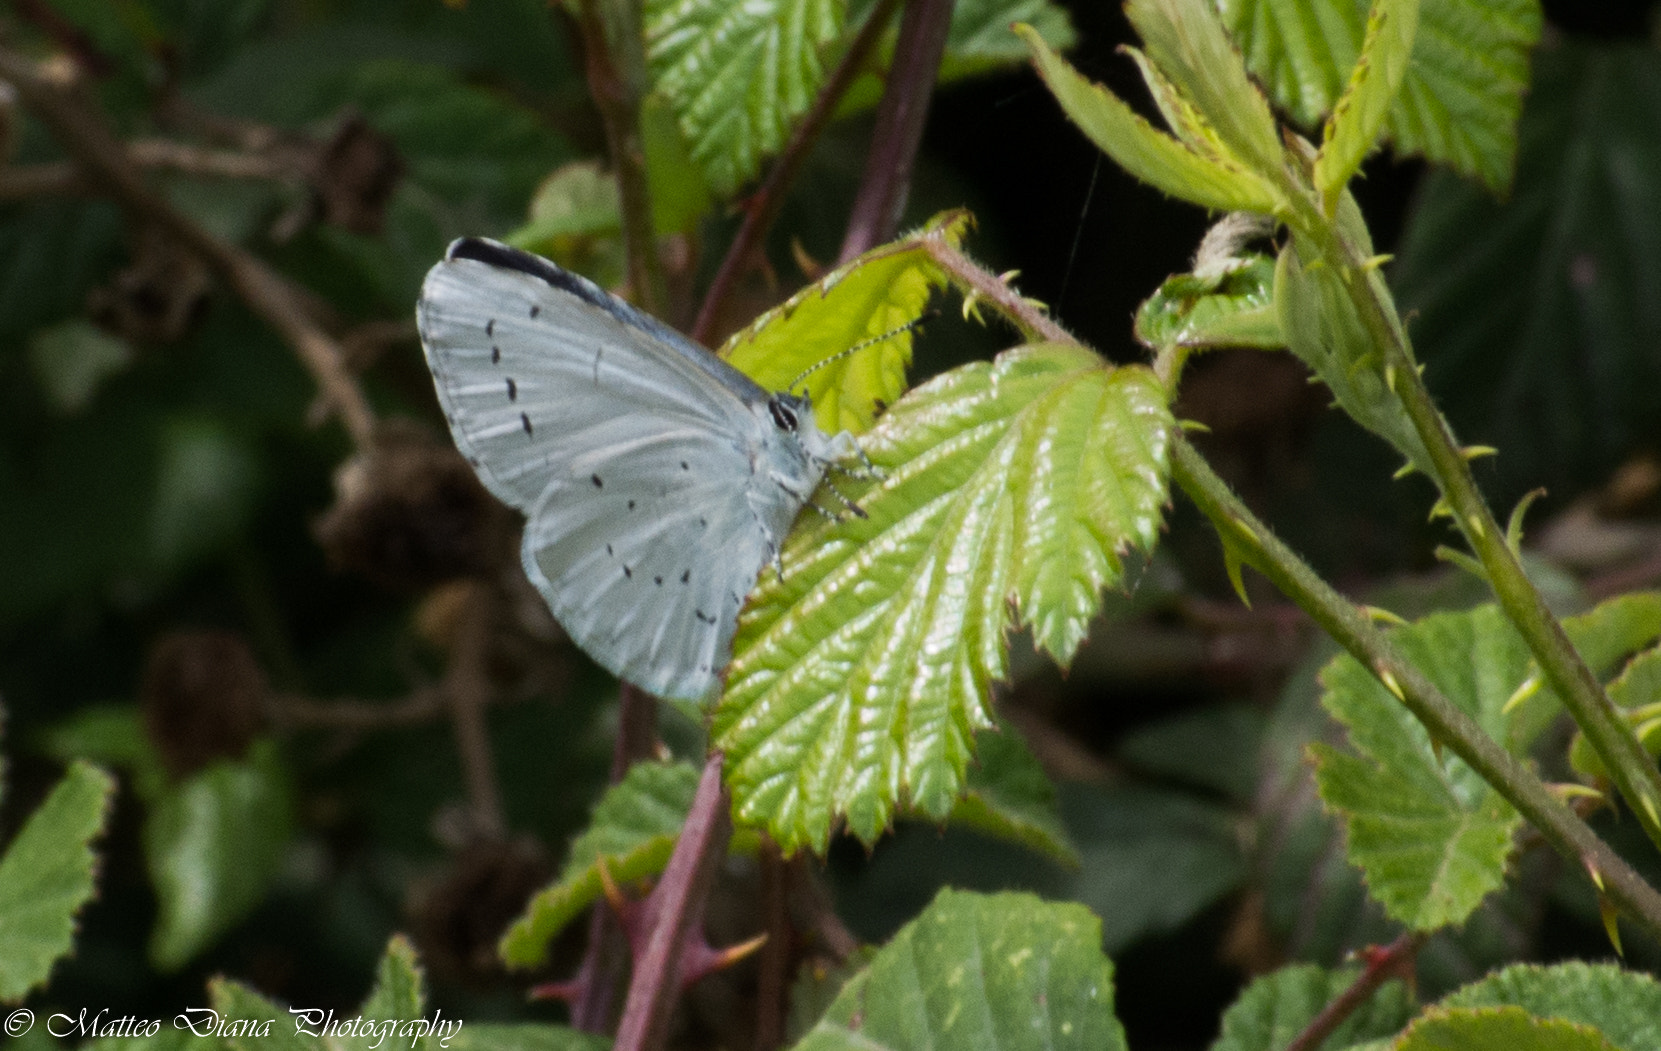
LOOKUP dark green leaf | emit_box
[1392,45,1661,500]
[1220,0,1541,190]
[789,889,1128,1051]
[146,740,295,970]
[945,724,1077,866]
[1312,605,1527,929]
[1062,784,1247,953]
[1211,963,1413,1051]
[1435,962,1661,1050]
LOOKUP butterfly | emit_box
[417,238,870,701]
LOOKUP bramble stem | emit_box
[1286,197,1661,855]
[927,239,1661,944]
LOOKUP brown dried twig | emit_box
[0,45,377,446]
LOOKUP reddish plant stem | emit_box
[837,0,956,263]
[613,752,734,1051]
[690,0,905,344]
[753,841,791,1051]
[1283,932,1425,1051]
[570,0,665,315]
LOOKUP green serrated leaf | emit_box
[1398,1007,1618,1051]
[1135,255,1280,353]
[1220,0,1541,191]
[506,160,622,251]
[1392,43,1661,498]
[945,723,1078,866]
[1562,593,1661,678]
[645,0,843,193]
[1314,0,1420,203]
[1019,25,1281,215]
[207,976,313,1051]
[359,935,426,1029]
[499,759,696,967]
[1125,0,1284,179]
[935,0,1075,80]
[722,214,965,434]
[1211,963,1414,1051]
[789,889,1127,1051]
[1312,604,1528,929]
[146,740,295,971]
[1436,961,1661,1049]
[499,759,760,968]
[1276,236,1434,476]
[0,762,115,1002]
[717,345,1172,852]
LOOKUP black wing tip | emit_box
[445,237,607,305]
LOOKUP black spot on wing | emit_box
[486,319,495,337]
[506,378,517,401]
[521,413,533,435]
[491,346,501,364]
[680,570,690,584]
[530,304,541,318]
[591,474,603,488]
[695,609,716,624]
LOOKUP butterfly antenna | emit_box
[785,312,936,394]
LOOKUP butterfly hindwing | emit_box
[522,426,771,699]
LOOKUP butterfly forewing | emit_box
[418,241,755,511]
[417,238,838,701]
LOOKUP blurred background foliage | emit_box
[4,0,1661,1048]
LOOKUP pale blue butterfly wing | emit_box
[417,238,848,700]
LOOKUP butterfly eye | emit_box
[768,399,799,432]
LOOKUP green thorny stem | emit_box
[1275,182,1661,856]
[920,234,1661,945]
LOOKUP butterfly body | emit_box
[417,238,862,700]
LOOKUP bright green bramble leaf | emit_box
[934,0,1075,80]
[1314,0,1419,205]
[789,889,1128,1051]
[359,934,426,1029]
[945,724,1078,867]
[1210,963,1413,1051]
[722,213,966,435]
[717,345,1172,852]
[1436,961,1661,1050]
[0,762,115,1002]
[147,740,296,971]
[499,760,762,968]
[1311,604,1529,930]
[1019,26,1281,215]
[646,0,842,194]
[1397,1007,1618,1051]
[1126,0,1284,180]
[203,976,305,1051]
[1220,0,1541,191]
